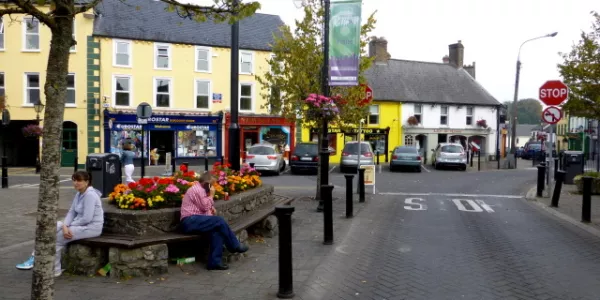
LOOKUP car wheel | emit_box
[290,167,298,175]
[434,163,438,170]
[461,165,467,171]
[390,165,395,172]
[417,167,422,172]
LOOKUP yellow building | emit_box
[95,0,286,166]
[0,7,95,168]
[556,113,569,152]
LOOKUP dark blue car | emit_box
[522,142,542,160]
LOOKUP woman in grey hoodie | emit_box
[16,171,104,277]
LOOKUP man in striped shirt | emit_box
[180,172,249,270]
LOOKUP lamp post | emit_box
[228,0,241,171]
[33,101,45,174]
[510,32,558,161]
[2,109,11,188]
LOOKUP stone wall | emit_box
[216,185,275,223]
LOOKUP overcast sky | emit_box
[194,0,598,106]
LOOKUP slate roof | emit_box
[365,59,501,106]
[92,0,284,51]
[516,124,538,136]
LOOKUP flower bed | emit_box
[108,163,262,210]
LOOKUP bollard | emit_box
[274,205,295,299]
[73,155,78,173]
[376,152,380,165]
[204,156,209,172]
[551,170,566,207]
[470,151,474,167]
[344,174,354,218]
[220,156,225,165]
[554,158,559,180]
[536,164,546,197]
[478,151,481,171]
[467,151,470,165]
[321,184,334,245]
[582,176,592,223]
[171,155,176,174]
[514,151,518,169]
[358,168,365,203]
[1,156,7,189]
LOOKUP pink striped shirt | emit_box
[180,183,214,220]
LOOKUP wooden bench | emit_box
[63,196,294,278]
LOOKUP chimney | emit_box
[442,55,450,64]
[464,61,476,78]
[448,40,464,68]
[368,36,391,64]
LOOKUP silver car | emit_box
[431,143,468,171]
[340,141,375,173]
[245,143,286,175]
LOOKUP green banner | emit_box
[329,0,362,86]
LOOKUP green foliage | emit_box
[159,0,261,24]
[256,0,376,129]
[503,98,543,124]
[557,11,600,119]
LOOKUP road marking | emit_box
[379,192,523,199]
[404,198,427,210]
[452,199,484,212]
[476,199,495,213]
[329,166,336,173]
[421,165,431,173]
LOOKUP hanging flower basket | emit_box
[476,119,488,128]
[304,94,340,121]
[22,124,42,138]
[407,116,419,126]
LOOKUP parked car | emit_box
[245,143,286,175]
[340,141,374,173]
[390,146,422,172]
[522,141,542,160]
[431,143,468,171]
[290,142,319,174]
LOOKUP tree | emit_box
[558,11,600,119]
[503,98,543,124]
[0,1,259,299]
[256,0,376,199]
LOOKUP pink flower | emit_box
[164,184,180,193]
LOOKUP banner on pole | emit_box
[329,0,361,86]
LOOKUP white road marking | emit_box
[379,192,523,199]
[404,198,427,210]
[329,166,336,173]
[476,199,495,213]
[452,199,484,212]
[420,165,431,173]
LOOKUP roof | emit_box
[516,124,538,136]
[365,59,501,106]
[92,0,284,51]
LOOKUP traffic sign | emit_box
[542,106,562,124]
[539,80,568,106]
[362,84,373,103]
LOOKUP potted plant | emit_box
[407,116,419,126]
[476,119,488,128]
[22,124,42,138]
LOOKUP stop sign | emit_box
[362,84,373,102]
[539,80,569,106]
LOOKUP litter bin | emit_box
[562,150,584,184]
[86,153,122,197]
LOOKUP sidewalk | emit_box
[5,165,195,177]
[0,187,369,299]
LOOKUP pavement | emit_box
[5,164,600,298]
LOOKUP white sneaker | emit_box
[16,256,34,270]
[54,269,64,277]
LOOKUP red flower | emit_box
[179,164,188,172]
[127,182,138,189]
[153,176,160,182]
[157,178,173,185]
[138,178,154,186]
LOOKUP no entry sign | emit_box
[542,106,562,124]
[539,80,568,106]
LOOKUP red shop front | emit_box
[224,113,296,163]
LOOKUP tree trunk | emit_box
[31,13,73,300]
[315,127,322,200]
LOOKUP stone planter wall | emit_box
[574,176,600,194]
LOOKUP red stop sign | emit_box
[539,80,568,106]
[362,84,373,102]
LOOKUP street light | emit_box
[509,32,558,162]
[33,101,45,174]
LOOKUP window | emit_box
[155,43,171,69]
[240,51,253,74]
[466,106,473,125]
[24,17,40,51]
[25,73,40,104]
[177,128,217,157]
[0,18,4,50]
[368,105,379,124]
[154,78,171,107]
[270,53,284,75]
[414,104,422,123]
[440,105,448,125]
[114,75,131,106]
[114,40,131,67]
[70,20,76,52]
[404,135,414,145]
[195,47,211,72]
[240,83,253,111]
[0,72,4,97]
[195,80,210,109]
[66,74,75,105]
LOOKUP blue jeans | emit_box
[180,215,241,267]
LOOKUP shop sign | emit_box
[115,124,143,130]
[239,116,290,126]
[312,127,388,135]
[113,123,216,131]
[212,93,222,103]
[106,112,219,125]
[186,125,210,131]
[359,164,376,194]
[433,129,463,133]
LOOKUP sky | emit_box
[194,0,599,106]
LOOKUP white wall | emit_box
[569,116,587,132]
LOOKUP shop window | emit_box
[195,80,210,109]
[25,73,40,105]
[367,134,386,154]
[368,105,379,125]
[66,74,75,105]
[405,135,414,145]
[240,83,253,111]
[23,17,40,51]
[440,105,448,125]
[240,51,253,74]
[414,104,422,123]
[114,75,131,107]
[155,43,171,70]
[0,19,4,50]
[155,78,171,108]
[466,106,473,125]
[0,72,4,97]
[109,129,145,158]
[177,127,217,157]
[195,46,211,72]
[114,39,131,67]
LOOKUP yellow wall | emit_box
[300,101,403,163]
[0,9,94,166]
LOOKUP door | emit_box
[61,121,78,167]
[150,130,174,164]
[242,130,259,159]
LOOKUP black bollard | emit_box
[376,152,380,165]
[514,151,518,169]
[478,150,481,171]
[358,168,365,203]
[470,151,474,167]
[204,156,209,172]
[582,176,592,223]
[250,162,255,168]
[554,158,559,180]
[73,155,78,173]
[344,174,354,218]
[1,156,7,189]
[467,151,470,165]
[321,184,334,245]
[274,205,295,299]
[220,155,225,166]
[536,164,546,197]
[551,170,566,207]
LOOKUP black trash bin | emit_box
[562,150,584,184]
[86,153,122,197]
